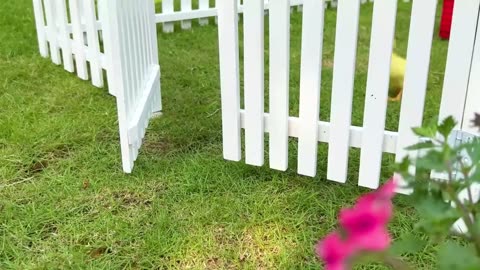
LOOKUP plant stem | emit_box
[446,164,480,256]
[383,255,412,270]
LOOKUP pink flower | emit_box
[376,178,398,200]
[316,232,355,270]
[338,180,396,252]
[316,180,398,268]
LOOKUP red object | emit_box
[439,0,455,40]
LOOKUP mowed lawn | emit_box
[1,0,451,269]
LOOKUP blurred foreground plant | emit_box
[317,115,480,270]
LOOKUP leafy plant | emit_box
[316,114,480,270]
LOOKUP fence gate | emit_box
[217,0,480,190]
[32,0,162,173]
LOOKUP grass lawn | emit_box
[0,0,453,269]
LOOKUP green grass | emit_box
[0,0,450,269]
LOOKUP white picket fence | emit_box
[32,0,162,173]
[31,0,478,184]
[155,0,394,32]
[217,0,480,190]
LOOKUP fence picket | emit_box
[98,0,115,94]
[124,0,136,115]
[199,0,209,26]
[439,0,480,126]
[297,0,325,177]
[44,0,61,64]
[358,0,397,189]
[55,0,74,72]
[244,0,265,166]
[217,0,242,161]
[147,0,162,113]
[32,0,49,57]
[162,0,174,32]
[327,0,360,183]
[84,0,104,87]
[268,0,290,171]
[68,0,88,80]
[462,15,480,134]
[395,0,437,193]
[181,0,192,29]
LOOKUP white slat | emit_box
[98,0,115,95]
[44,0,61,64]
[217,0,242,161]
[394,0,437,194]
[131,0,143,105]
[243,0,265,166]
[55,0,74,72]
[84,0,104,87]
[162,0,174,33]
[199,0,209,26]
[439,0,480,126]
[123,1,135,118]
[462,14,480,134]
[268,0,290,171]
[32,0,49,57]
[297,0,325,177]
[327,0,360,183]
[69,0,88,80]
[103,0,133,172]
[181,0,192,29]
[147,0,162,113]
[123,0,137,163]
[214,0,218,25]
[358,0,397,189]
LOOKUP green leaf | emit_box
[438,242,480,270]
[415,150,447,171]
[438,116,457,139]
[389,234,427,255]
[412,126,437,139]
[394,156,413,175]
[413,196,461,237]
[405,141,436,151]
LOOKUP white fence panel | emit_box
[297,0,325,177]
[105,0,162,173]
[327,0,361,183]
[244,0,265,166]
[32,0,162,173]
[33,0,105,85]
[358,0,397,189]
[268,0,290,171]
[217,0,242,161]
